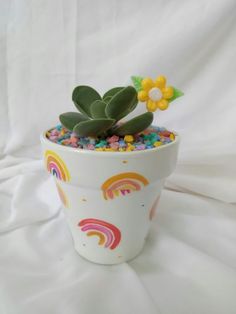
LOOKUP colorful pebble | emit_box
[47,125,176,152]
[124,135,134,143]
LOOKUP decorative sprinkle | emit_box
[46,125,176,152]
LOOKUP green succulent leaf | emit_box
[73,119,115,137]
[114,112,153,136]
[90,100,107,119]
[105,86,137,121]
[103,87,124,99]
[131,76,143,92]
[59,112,88,131]
[103,96,113,103]
[72,85,101,117]
[169,87,184,102]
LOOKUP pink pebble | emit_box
[71,143,78,148]
[49,136,58,140]
[110,142,119,150]
[87,144,95,150]
[108,135,119,143]
[70,137,78,144]
[51,130,59,136]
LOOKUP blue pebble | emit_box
[119,141,126,147]
[89,138,96,145]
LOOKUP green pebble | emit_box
[144,140,152,146]
[143,135,150,140]
[150,132,157,138]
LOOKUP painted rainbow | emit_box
[78,218,121,250]
[45,150,70,182]
[56,182,69,208]
[101,172,149,200]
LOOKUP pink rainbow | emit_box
[107,179,141,199]
[48,162,62,180]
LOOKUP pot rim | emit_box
[40,127,180,157]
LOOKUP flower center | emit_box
[148,87,162,101]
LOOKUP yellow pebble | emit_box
[61,130,65,136]
[105,148,113,151]
[141,77,154,91]
[124,135,134,143]
[95,148,104,151]
[155,75,166,88]
[126,145,135,151]
[119,148,125,152]
[154,141,163,147]
[170,133,175,141]
[138,90,148,102]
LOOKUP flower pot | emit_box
[40,130,180,265]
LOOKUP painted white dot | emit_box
[148,87,162,101]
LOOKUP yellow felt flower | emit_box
[137,76,174,112]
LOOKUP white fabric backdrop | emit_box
[0,0,236,313]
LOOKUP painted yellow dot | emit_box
[122,160,128,164]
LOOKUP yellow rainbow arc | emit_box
[101,172,149,200]
[45,150,70,182]
[87,231,106,245]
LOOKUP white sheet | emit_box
[1,0,236,313]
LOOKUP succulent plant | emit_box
[59,85,154,137]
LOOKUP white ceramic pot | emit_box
[41,130,179,265]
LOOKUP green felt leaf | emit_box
[169,87,184,102]
[105,86,137,121]
[59,112,88,131]
[114,112,153,136]
[90,100,107,119]
[131,76,143,92]
[103,87,124,99]
[72,85,101,117]
[73,119,115,137]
